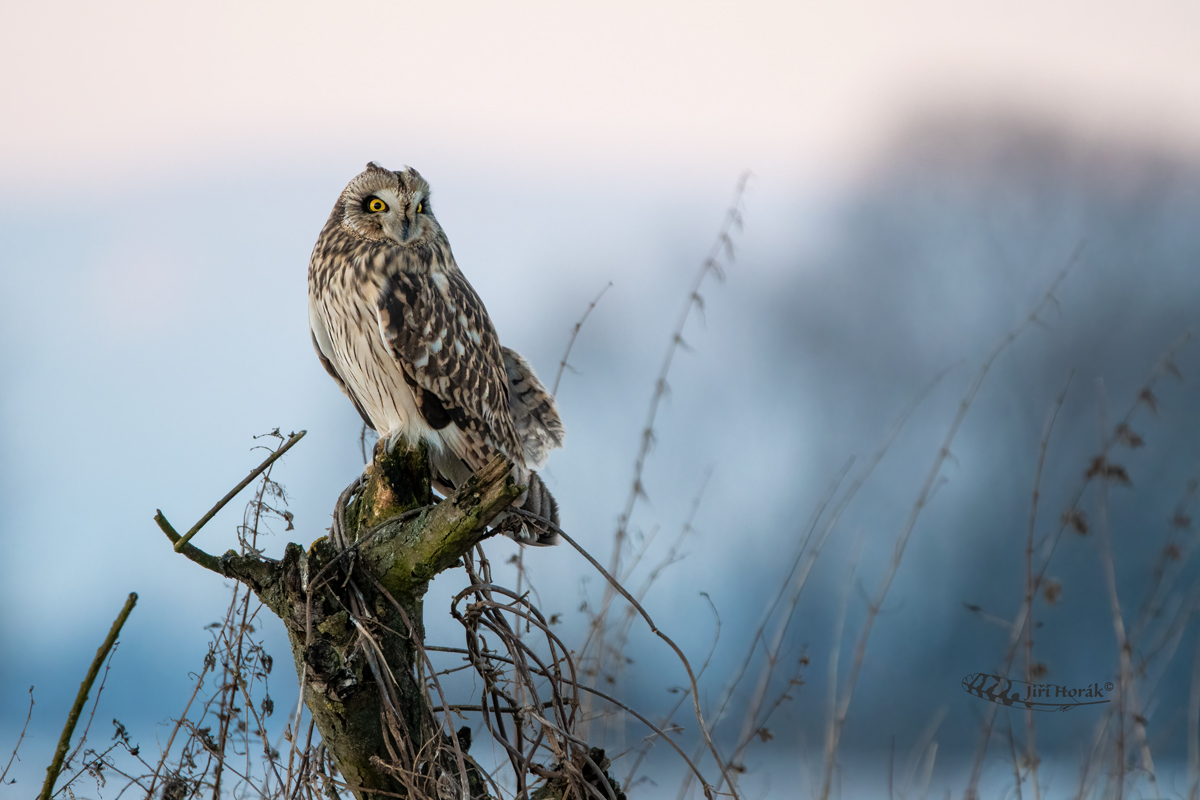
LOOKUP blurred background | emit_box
[3,2,1200,798]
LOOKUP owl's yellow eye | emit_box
[416,201,424,214]
[366,197,387,213]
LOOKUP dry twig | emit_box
[39,592,137,800]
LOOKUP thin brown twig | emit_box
[234,667,285,791]
[1,687,35,785]
[213,447,282,800]
[690,458,850,745]
[172,429,305,552]
[149,436,292,800]
[568,681,711,794]
[595,471,712,741]
[1023,369,1073,800]
[1133,582,1200,719]
[419,637,717,788]
[1005,711,1024,800]
[1094,381,1159,799]
[457,549,583,795]
[623,591,722,789]
[552,281,613,396]
[968,330,1193,799]
[816,530,866,796]
[515,280,610,667]
[1128,467,1200,653]
[429,702,559,714]
[683,363,951,800]
[40,591,137,800]
[727,361,952,735]
[823,248,1080,800]
[360,423,374,466]
[588,173,750,711]
[1029,332,1193,590]
[902,707,946,800]
[671,454,850,800]
[1071,438,1200,800]
[628,470,711,600]
[511,507,736,800]
[1189,638,1200,800]
[364,568,475,800]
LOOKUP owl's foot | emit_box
[518,471,560,528]
[371,436,388,465]
[492,510,560,547]
[493,471,560,546]
[369,431,418,469]
[375,429,409,459]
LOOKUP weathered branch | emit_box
[160,442,522,799]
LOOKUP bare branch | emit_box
[553,281,613,396]
[40,592,137,800]
[511,507,736,800]
[827,247,1082,800]
[1,687,34,785]
[172,429,306,552]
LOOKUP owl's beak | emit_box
[386,215,415,245]
[398,207,424,243]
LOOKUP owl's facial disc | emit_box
[366,188,433,245]
[342,165,436,246]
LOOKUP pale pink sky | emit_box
[2,0,1198,188]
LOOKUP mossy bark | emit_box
[204,446,520,800]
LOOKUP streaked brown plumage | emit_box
[308,162,564,543]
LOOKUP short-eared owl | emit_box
[308,163,564,544]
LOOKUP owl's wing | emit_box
[375,269,519,468]
[310,299,374,430]
[502,347,564,468]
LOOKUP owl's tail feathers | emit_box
[502,347,565,468]
[495,470,561,546]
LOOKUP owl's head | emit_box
[338,162,443,246]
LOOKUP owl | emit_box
[308,162,564,544]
